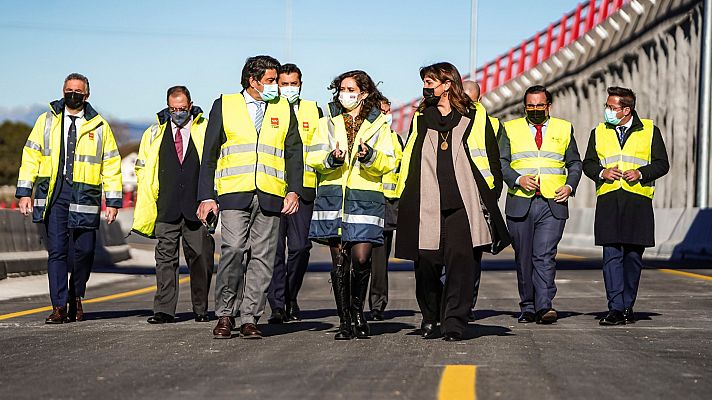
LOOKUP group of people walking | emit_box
[15,55,668,341]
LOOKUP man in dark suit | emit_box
[133,86,215,324]
[583,86,669,325]
[499,85,582,324]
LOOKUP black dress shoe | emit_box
[268,308,286,324]
[370,309,384,321]
[536,309,558,324]
[518,312,536,323]
[286,300,301,321]
[623,307,635,324]
[421,323,441,339]
[194,314,209,322]
[443,332,463,341]
[147,312,174,324]
[599,310,626,326]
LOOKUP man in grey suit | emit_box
[499,85,582,324]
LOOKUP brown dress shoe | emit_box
[213,316,233,339]
[69,297,84,322]
[45,306,68,324]
[239,323,262,339]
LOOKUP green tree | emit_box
[0,121,32,186]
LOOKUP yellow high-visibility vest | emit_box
[397,109,495,197]
[132,113,207,237]
[297,100,321,189]
[16,102,123,229]
[503,117,571,199]
[216,93,292,198]
[594,119,655,199]
[382,131,403,199]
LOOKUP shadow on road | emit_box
[84,309,153,320]
[261,321,334,337]
[585,311,662,321]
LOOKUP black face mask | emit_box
[526,109,548,125]
[64,91,86,110]
[423,87,441,106]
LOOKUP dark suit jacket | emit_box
[197,92,304,213]
[156,108,202,223]
[582,112,669,246]
[498,119,583,220]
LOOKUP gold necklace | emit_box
[439,131,450,151]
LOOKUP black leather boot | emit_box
[350,264,371,339]
[331,264,353,340]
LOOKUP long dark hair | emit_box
[328,70,385,121]
[417,62,471,115]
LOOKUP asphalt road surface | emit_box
[0,246,710,400]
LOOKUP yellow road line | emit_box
[0,277,190,321]
[438,365,477,400]
[659,269,712,282]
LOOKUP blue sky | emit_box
[0,0,579,122]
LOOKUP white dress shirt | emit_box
[63,107,85,175]
[170,117,192,159]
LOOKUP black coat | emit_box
[582,112,669,247]
[395,108,511,261]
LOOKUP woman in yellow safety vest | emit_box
[307,70,400,340]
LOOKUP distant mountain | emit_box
[0,104,149,145]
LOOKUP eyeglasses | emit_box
[64,90,86,95]
[525,103,549,110]
[168,107,191,113]
[603,103,624,111]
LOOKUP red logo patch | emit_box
[302,122,309,130]
[271,117,279,128]
[88,132,94,140]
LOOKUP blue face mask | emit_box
[604,108,623,125]
[258,83,279,101]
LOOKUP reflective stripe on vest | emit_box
[217,93,290,197]
[504,117,571,199]
[467,104,495,189]
[298,100,321,189]
[594,119,655,199]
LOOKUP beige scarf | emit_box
[418,116,493,250]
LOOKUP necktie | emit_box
[254,102,265,133]
[66,115,78,184]
[534,124,543,150]
[617,126,627,147]
[175,127,184,164]
[534,124,543,195]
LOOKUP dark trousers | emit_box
[602,244,644,312]
[415,208,482,335]
[154,218,215,316]
[507,197,565,313]
[267,199,313,311]
[369,230,394,312]
[45,182,96,307]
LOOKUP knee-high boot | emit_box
[350,263,371,338]
[331,260,352,340]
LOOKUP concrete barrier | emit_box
[558,207,712,261]
[0,209,131,279]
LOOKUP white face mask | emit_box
[385,114,393,126]
[339,91,361,111]
[280,86,300,103]
[258,83,279,101]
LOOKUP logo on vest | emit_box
[302,122,309,130]
[271,117,279,128]
[89,132,94,140]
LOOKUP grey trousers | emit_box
[154,218,215,316]
[506,197,566,313]
[214,195,281,325]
